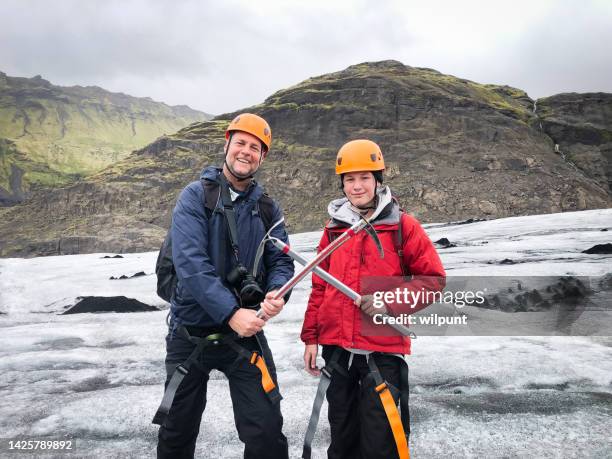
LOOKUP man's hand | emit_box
[259,290,285,320]
[355,294,386,317]
[303,344,320,376]
[228,308,266,337]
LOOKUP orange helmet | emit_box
[225,113,272,153]
[335,139,385,175]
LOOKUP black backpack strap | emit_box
[200,176,278,277]
[200,177,228,278]
[254,192,275,231]
[396,211,409,276]
[325,221,341,243]
[155,230,177,303]
[217,174,241,262]
[201,178,220,216]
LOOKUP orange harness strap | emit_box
[250,352,277,394]
[375,382,410,459]
[226,338,282,404]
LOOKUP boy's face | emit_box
[343,171,376,208]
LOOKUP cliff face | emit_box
[0,71,210,205]
[536,92,612,193]
[1,61,610,257]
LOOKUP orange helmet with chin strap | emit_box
[225,113,272,155]
[335,139,385,175]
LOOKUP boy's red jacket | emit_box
[300,212,446,354]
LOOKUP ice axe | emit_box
[267,237,415,338]
[255,216,383,318]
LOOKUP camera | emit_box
[227,264,265,307]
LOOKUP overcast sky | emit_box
[1,0,611,115]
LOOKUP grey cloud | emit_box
[0,0,237,80]
[511,2,612,98]
[0,0,610,114]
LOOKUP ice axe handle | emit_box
[269,238,415,337]
[266,219,367,300]
[254,219,368,319]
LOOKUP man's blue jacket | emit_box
[169,166,294,328]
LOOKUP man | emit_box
[156,113,294,458]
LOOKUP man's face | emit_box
[225,131,265,178]
[343,171,377,208]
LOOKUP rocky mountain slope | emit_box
[1,61,610,257]
[536,93,612,193]
[0,72,210,205]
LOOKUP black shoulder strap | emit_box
[324,219,342,243]
[200,175,277,279]
[255,192,275,231]
[217,174,241,261]
[203,177,275,232]
[202,178,220,216]
[324,212,407,274]
[200,176,236,278]
[327,228,339,243]
[396,211,409,276]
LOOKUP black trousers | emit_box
[322,345,403,459]
[157,330,288,459]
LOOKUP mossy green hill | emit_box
[1,61,610,257]
[0,71,210,204]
